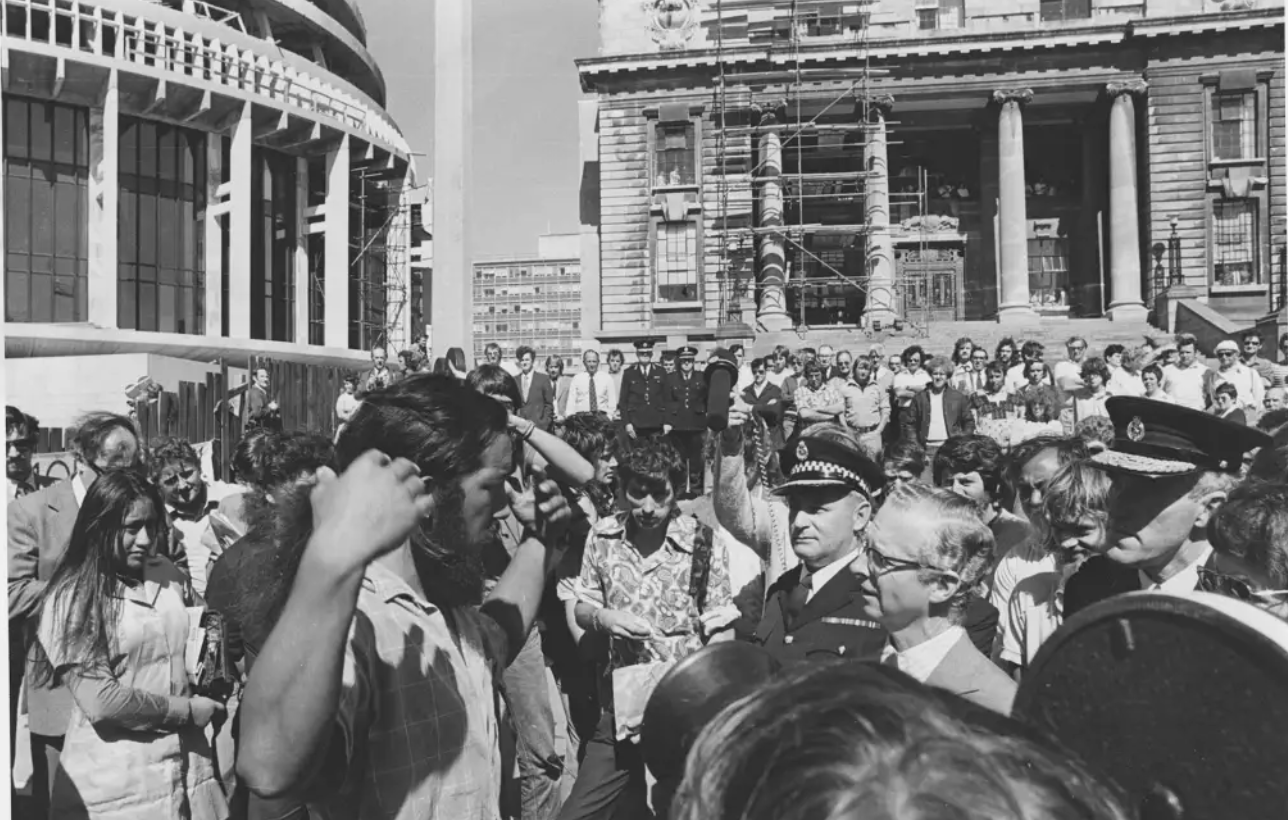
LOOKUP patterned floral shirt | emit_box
[573,512,732,698]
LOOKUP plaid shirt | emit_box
[573,512,732,703]
[312,562,508,820]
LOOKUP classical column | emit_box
[994,88,1037,323]
[203,135,223,335]
[87,69,119,328]
[1106,80,1148,322]
[756,107,792,331]
[862,93,896,324]
[323,133,351,348]
[227,103,253,338]
[292,156,310,345]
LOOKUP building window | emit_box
[655,221,699,303]
[1027,237,1070,308]
[916,8,937,30]
[252,148,296,342]
[308,232,325,345]
[118,117,206,334]
[917,0,962,30]
[4,97,90,324]
[1211,91,1257,161]
[1039,0,1091,21]
[653,121,696,188]
[1213,200,1258,286]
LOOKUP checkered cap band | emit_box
[772,459,873,497]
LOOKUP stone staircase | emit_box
[746,317,1165,359]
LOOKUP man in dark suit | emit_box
[1064,397,1270,618]
[902,357,974,472]
[620,339,667,444]
[664,346,708,500]
[515,344,556,431]
[7,406,56,501]
[741,357,786,453]
[754,427,888,664]
[7,412,170,818]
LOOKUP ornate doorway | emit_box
[897,244,964,323]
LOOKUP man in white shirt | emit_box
[566,349,616,418]
[605,348,626,410]
[1064,396,1270,618]
[1005,341,1050,392]
[1211,339,1265,411]
[1052,336,1088,395]
[1162,334,1211,411]
[854,483,1017,714]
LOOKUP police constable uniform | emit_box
[620,339,668,443]
[1064,395,1271,618]
[753,432,888,664]
[664,346,707,500]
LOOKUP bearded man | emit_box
[237,375,572,820]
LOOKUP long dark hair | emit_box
[29,469,168,687]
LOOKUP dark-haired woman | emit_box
[32,470,227,820]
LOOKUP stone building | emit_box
[473,233,583,369]
[575,0,1285,347]
[3,0,418,424]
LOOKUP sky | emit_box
[361,0,601,259]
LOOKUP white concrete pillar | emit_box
[227,103,253,338]
[756,108,792,332]
[863,94,896,324]
[578,98,601,345]
[293,156,310,344]
[994,88,1037,324]
[323,133,351,348]
[88,69,119,328]
[1107,80,1148,322]
[432,0,473,356]
[204,135,223,335]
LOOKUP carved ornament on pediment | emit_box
[645,0,699,51]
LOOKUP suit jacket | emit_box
[923,632,1018,715]
[620,364,668,431]
[754,565,887,664]
[517,371,556,431]
[902,386,975,445]
[1061,554,1213,619]
[741,382,785,429]
[663,370,707,431]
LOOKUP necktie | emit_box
[523,374,531,401]
[589,375,599,413]
[784,573,813,626]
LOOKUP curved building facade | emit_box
[3,0,421,424]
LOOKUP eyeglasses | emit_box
[863,546,927,579]
[1217,351,1237,358]
[1199,567,1288,605]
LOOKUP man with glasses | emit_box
[1064,397,1269,618]
[751,426,887,664]
[1211,339,1265,412]
[954,348,990,395]
[1238,330,1278,388]
[848,482,1017,714]
[6,406,54,501]
[1053,336,1089,395]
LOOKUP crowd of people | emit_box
[6,325,1288,820]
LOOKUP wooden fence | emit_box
[34,358,358,482]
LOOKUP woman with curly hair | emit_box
[1071,357,1112,422]
[31,469,227,820]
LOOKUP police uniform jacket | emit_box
[621,364,668,431]
[663,370,707,431]
[754,564,886,664]
[1062,553,1215,619]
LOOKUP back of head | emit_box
[1208,479,1288,589]
[232,429,283,489]
[71,411,138,464]
[466,364,522,409]
[672,661,1129,820]
[558,412,617,465]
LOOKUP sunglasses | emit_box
[1217,351,1238,358]
[1199,567,1288,605]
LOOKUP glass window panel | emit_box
[139,281,158,331]
[54,181,79,257]
[77,261,88,319]
[120,191,138,262]
[30,176,55,256]
[29,102,53,163]
[139,121,157,178]
[76,109,88,166]
[53,105,76,165]
[7,271,30,321]
[139,264,157,283]
[6,177,30,253]
[5,98,29,160]
[158,203,177,268]
[30,273,53,322]
[138,195,157,264]
[119,118,138,176]
[159,283,176,332]
[159,126,177,181]
[118,277,134,328]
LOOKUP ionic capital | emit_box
[1106,79,1149,98]
[992,88,1034,107]
[855,92,895,117]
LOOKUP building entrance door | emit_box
[897,244,964,323]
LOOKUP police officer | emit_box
[620,339,667,443]
[1065,395,1271,617]
[664,346,707,500]
[754,425,888,664]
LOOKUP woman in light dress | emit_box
[32,469,227,820]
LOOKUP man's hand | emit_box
[506,467,572,546]
[699,605,740,638]
[596,609,654,640]
[626,424,637,440]
[307,451,434,570]
[662,424,673,435]
[189,696,226,728]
